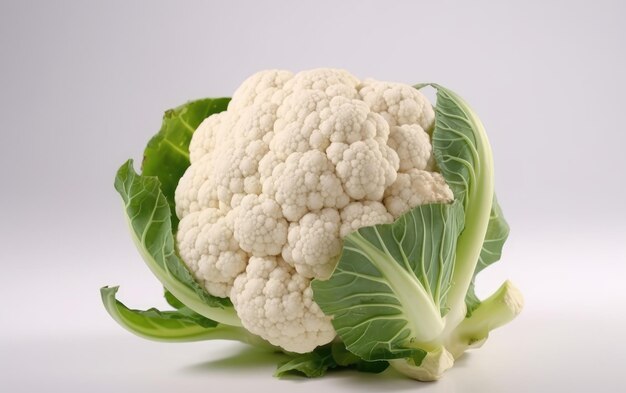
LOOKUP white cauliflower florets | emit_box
[359,79,435,130]
[282,208,342,279]
[175,155,218,216]
[388,124,432,172]
[231,256,335,352]
[233,194,288,257]
[174,68,453,352]
[335,139,397,200]
[229,70,293,111]
[176,209,247,297]
[384,169,454,218]
[282,68,359,98]
[340,201,394,238]
[263,150,350,222]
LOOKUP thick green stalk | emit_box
[389,346,454,381]
[439,88,494,336]
[446,280,523,358]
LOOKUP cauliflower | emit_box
[174,68,453,352]
[108,73,521,382]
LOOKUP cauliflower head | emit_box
[174,68,453,353]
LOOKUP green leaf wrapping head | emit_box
[142,98,231,230]
[103,99,247,337]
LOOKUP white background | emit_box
[1,0,625,391]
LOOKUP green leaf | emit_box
[164,289,185,310]
[312,84,500,373]
[312,202,462,362]
[141,97,230,230]
[465,195,510,315]
[101,286,271,346]
[102,286,219,341]
[331,341,389,373]
[427,84,496,331]
[475,196,509,275]
[355,359,389,374]
[275,343,388,378]
[113,160,240,326]
[331,341,361,366]
[275,345,337,378]
[431,87,481,206]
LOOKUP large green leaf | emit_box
[313,202,462,363]
[427,85,495,331]
[102,286,216,340]
[465,195,510,315]
[275,344,336,378]
[164,288,186,309]
[431,86,483,205]
[113,160,240,326]
[312,84,497,368]
[101,286,273,347]
[329,341,389,373]
[425,85,509,318]
[141,97,230,230]
[274,342,389,378]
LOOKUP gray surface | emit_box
[1,0,625,391]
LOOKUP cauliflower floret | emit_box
[233,194,288,257]
[384,169,454,218]
[359,79,435,131]
[177,209,247,297]
[231,256,335,353]
[229,70,293,111]
[340,201,394,238]
[319,96,378,143]
[388,124,432,172]
[213,103,277,208]
[325,142,349,165]
[282,208,342,279]
[189,112,231,163]
[282,68,359,99]
[233,102,279,143]
[175,154,218,216]
[271,90,331,158]
[335,139,398,200]
[258,150,281,184]
[274,89,328,132]
[263,150,350,222]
